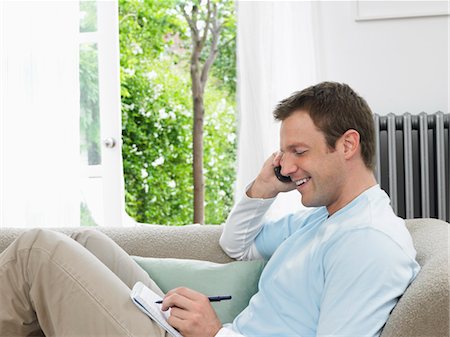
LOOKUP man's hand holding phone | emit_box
[274,166,292,183]
[247,152,296,199]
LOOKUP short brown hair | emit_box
[273,82,375,170]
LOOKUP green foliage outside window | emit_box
[79,43,101,165]
[119,0,237,225]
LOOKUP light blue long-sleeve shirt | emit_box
[219,185,420,337]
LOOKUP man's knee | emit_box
[21,227,49,238]
[70,228,110,248]
[16,228,57,248]
[3,228,69,261]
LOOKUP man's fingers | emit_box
[165,287,204,301]
[272,151,283,167]
[161,292,192,311]
[161,287,210,311]
[169,306,190,320]
[162,287,223,337]
[167,314,186,332]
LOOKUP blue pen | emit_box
[155,295,232,304]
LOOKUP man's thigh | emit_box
[0,228,168,337]
[70,228,164,296]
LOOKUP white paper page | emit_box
[130,282,183,337]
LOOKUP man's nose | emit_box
[280,155,297,176]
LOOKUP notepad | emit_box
[130,281,183,337]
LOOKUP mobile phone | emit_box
[274,166,291,183]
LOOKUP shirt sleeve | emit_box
[214,326,246,337]
[220,184,313,260]
[219,190,275,260]
[252,212,303,260]
[316,228,418,337]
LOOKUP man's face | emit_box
[279,110,346,214]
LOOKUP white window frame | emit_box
[80,0,125,227]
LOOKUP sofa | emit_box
[1,217,449,336]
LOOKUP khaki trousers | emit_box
[0,228,169,337]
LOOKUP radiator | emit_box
[374,112,450,222]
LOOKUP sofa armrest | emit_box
[381,218,449,337]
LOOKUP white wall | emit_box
[313,1,449,116]
[236,1,449,220]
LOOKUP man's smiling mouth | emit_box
[295,177,311,186]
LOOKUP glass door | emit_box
[79,0,124,227]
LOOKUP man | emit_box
[215,82,420,336]
[0,82,419,337]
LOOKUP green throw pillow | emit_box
[132,256,266,324]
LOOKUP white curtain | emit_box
[236,1,318,219]
[0,1,80,227]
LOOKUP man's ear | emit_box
[340,129,360,160]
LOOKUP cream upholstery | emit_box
[0,218,448,336]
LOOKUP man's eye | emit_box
[295,150,307,156]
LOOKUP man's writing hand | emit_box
[161,287,222,337]
[247,152,296,199]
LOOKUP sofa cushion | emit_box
[132,256,266,324]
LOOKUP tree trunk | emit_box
[182,1,221,225]
[193,95,204,224]
[191,45,204,224]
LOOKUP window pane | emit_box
[80,42,101,166]
[81,175,103,227]
[79,1,97,32]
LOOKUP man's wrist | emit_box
[246,179,278,199]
